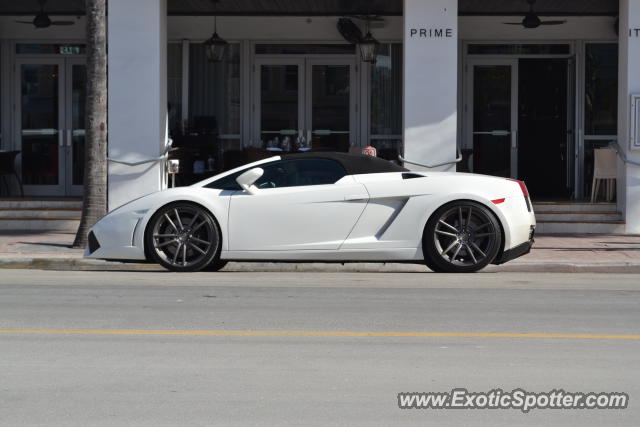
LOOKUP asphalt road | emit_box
[1,270,639,426]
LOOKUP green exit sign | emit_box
[59,45,82,55]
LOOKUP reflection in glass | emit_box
[21,64,59,186]
[370,44,402,136]
[260,65,299,136]
[585,43,618,135]
[189,43,240,135]
[311,65,350,152]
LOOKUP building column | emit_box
[402,0,458,171]
[618,0,640,233]
[107,0,168,210]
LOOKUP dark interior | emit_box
[517,58,570,199]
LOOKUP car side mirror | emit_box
[236,167,264,195]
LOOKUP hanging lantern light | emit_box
[358,20,379,63]
[203,16,228,62]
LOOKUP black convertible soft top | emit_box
[282,152,408,175]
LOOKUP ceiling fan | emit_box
[14,0,75,29]
[503,0,566,29]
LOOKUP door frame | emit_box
[464,58,519,178]
[14,55,86,196]
[15,57,66,196]
[252,56,358,149]
[64,57,86,196]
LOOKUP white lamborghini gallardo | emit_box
[85,152,535,273]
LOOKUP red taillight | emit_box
[507,179,529,197]
[491,198,505,204]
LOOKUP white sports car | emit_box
[85,152,535,273]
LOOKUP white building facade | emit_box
[0,0,639,233]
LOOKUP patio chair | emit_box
[0,150,24,197]
[590,148,617,203]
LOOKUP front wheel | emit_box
[145,202,221,272]
[423,201,502,273]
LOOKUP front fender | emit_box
[85,187,231,261]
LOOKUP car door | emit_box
[228,158,369,251]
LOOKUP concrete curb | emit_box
[0,257,640,273]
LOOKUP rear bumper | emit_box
[494,227,535,265]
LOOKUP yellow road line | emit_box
[0,329,639,340]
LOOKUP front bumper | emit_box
[494,226,535,265]
[83,211,147,261]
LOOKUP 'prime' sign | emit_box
[409,28,454,38]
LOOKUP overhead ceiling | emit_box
[460,0,618,16]
[0,0,618,17]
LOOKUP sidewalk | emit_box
[0,230,639,273]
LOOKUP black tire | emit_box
[203,260,228,272]
[145,202,221,272]
[423,201,502,273]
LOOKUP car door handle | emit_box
[344,194,369,201]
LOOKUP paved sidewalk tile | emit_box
[0,231,82,258]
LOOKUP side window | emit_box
[206,161,291,190]
[205,170,245,190]
[287,159,347,186]
[206,158,347,190]
[255,161,292,189]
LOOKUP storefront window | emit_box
[370,43,402,160]
[167,43,241,186]
[585,43,618,136]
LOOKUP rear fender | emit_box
[417,194,512,251]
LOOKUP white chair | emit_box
[590,148,617,202]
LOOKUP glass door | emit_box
[16,57,86,196]
[253,58,304,151]
[466,59,518,178]
[16,59,65,195]
[306,59,356,152]
[65,59,87,196]
[253,57,356,153]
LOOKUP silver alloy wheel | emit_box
[433,205,498,267]
[151,206,217,268]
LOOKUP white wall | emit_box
[403,0,458,171]
[107,0,168,210]
[618,0,640,233]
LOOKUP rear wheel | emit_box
[423,201,502,273]
[145,202,221,272]
[203,260,228,272]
